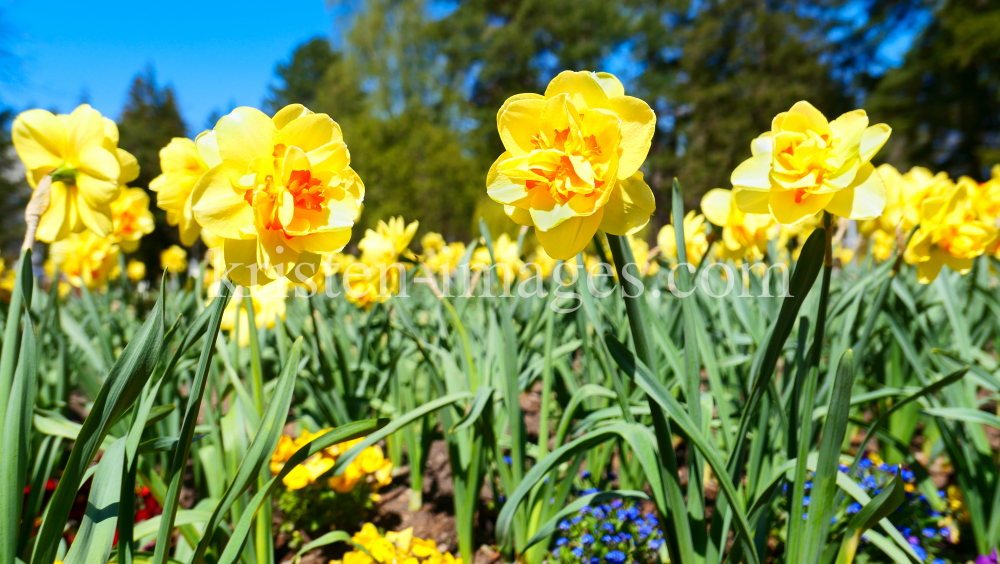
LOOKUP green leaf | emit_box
[836,468,907,564]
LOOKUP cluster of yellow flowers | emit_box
[338,523,462,564]
[338,217,419,309]
[270,429,392,493]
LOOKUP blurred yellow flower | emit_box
[731,101,891,225]
[110,187,155,253]
[628,234,658,277]
[47,231,120,290]
[12,104,139,242]
[345,217,418,309]
[192,104,364,287]
[424,241,466,275]
[529,246,558,278]
[905,184,997,283]
[968,167,1000,225]
[657,211,708,266]
[700,188,775,262]
[420,232,446,255]
[870,229,895,263]
[472,232,524,286]
[160,245,188,274]
[151,133,220,245]
[220,282,288,347]
[126,259,146,282]
[488,70,656,259]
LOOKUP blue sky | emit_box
[0,0,345,132]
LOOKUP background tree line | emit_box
[1,0,997,259]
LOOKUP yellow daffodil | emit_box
[905,185,997,283]
[47,231,120,290]
[425,241,466,275]
[488,70,656,259]
[968,167,1000,225]
[12,104,139,242]
[191,104,364,287]
[421,232,446,255]
[529,246,558,278]
[657,211,709,266]
[870,229,895,263]
[628,234,659,277]
[110,187,155,252]
[472,233,524,286]
[701,188,776,261]
[344,217,418,309]
[160,245,188,274]
[126,259,146,282]
[731,101,891,225]
[151,132,220,245]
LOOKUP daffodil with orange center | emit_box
[700,188,776,262]
[109,187,155,253]
[12,104,139,242]
[731,101,891,225]
[905,185,997,283]
[151,132,220,245]
[488,71,656,259]
[192,104,364,286]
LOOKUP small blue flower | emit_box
[803,496,811,506]
[590,559,600,564]
[805,481,813,489]
[572,547,584,558]
[611,499,624,509]
[639,525,654,538]
[556,537,568,547]
[932,559,945,564]
[606,472,618,480]
[907,535,919,545]
[939,527,950,538]
[503,456,512,464]
[839,464,849,472]
[605,550,627,563]
[646,515,659,526]
[859,459,873,470]
[571,516,583,525]
[617,510,628,521]
[878,463,892,472]
[593,508,606,519]
[579,506,592,515]
[581,534,595,545]
[620,532,633,541]
[558,520,571,531]
[913,545,927,560]
[901,469,915,481]
[551,547,560,557]
[498,495,506,503]
[602,522,615,532]
[802,513,808,520]
[601,535,613,544]
[627,506,640,520]
[649,538,663,550]
[922,528,936,538]
[581,471,592,479]
[847,502,862,514]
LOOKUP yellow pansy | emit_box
[657,211,709,266]
[47,231,120,290]
[151,133,220,245]
[488,70,656,259]
[110,187,155,253]
[126,259,146,282]
[160,245,188,274]
[731,101,891,225]
[472,233,524,286]
[905,185,997,283]
[191,104,364,287]
[343,524,462,564]
[12,104,139,242]
[700,188,776,262]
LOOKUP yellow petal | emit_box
[916,249,945,284]
[700,188,734,227]
[117,148,140,184]
[860,124,891,163]
[606,96,655,180]
[276,113,336,153]
[77,173,120,208]
[535,208,604,260]
[733,186,771,215]
[191,165,255,240]
[499,98,546,157]
[63,104,106,155]
[592,72,625,98]
[544,71,610,111]
[12,109,66,170]
[487,152,531,205]
[36,181,72,243]
[224,237,273,287]
[769,189,833,225]
[216,107,278,184]
[750,132,773,156]
[76,145,120,182]
[824,163,886,220]
[496,93,545,130]
[731,153,773,190]
[600,172,655,236]
[286,251,322,284]
[776,101,830,135]
[828,110,868,157]
[75,188,113,237]
[505,205,534,226]
[196,130,222,168]
[272,104,312,130]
